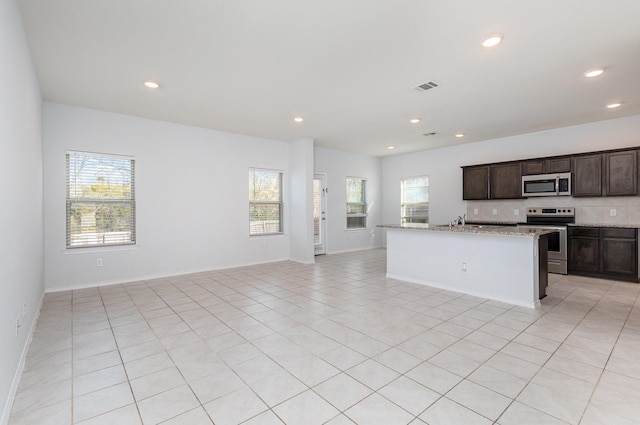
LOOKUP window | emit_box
[249,169,283,235]
[66,151,135,248]
[346,177,366,229]
[401,176,429,224]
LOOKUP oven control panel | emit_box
[526,207,575,217]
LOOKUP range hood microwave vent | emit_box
[414,81,439,91]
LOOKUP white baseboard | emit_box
[45,257,291,293]
[1,292,45,425]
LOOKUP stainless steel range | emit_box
[519,207,575,275]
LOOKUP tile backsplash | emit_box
[467,196,640,225]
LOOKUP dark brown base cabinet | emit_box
[568,227,639,282]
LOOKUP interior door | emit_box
[314,174,327,255]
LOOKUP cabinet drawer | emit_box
[569,227,599,237]
[602,228,637,239]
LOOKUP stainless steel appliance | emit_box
[522,172,571,197]
[519,207,575,274]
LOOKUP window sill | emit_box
[63,244,138,254]
[249,233,286,239]
[345,228,369,232]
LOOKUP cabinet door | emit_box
[463,166,489,200]
[547,157,572,173]
[573,154,602,197]
[522,160,545,175]
[605,150,638,196]
[602,228,638,277]
[569,236,600,273]
[489,163,522,199]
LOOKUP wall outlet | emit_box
[462,262,468,272]
[473,208,478,215]
[492,209,498,215]
[514,209,520,216]
[610,208,617,217]
[96,258,103,267]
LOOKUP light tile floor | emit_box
[8,248,640,425]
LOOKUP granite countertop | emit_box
[464,221,640,229]
[377,223,552,238]
[569,223,640,229]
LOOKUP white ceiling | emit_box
[17,0,640,157]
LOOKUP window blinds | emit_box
[66,151,136,248]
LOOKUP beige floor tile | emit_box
[420,397,492,425]
[188,367,246,403]
[73,364,127,396]
[273,390,340,425]
[240,410,285,424]
[346,359,400,390]
[405,362,463,394]
[124,351,174,380]
[75,403,141,425]
[8,250,640,425]
[446,379,512,421]
[130,366,186,401]
[497,401,569,425]
[203,386,268,425]
[467,364,529,399]
[73,382,134,423]
[248,370,307,407]
[137,385,200,424]
[373,347,422,374]
[313,373,372,411]
[344,393,415,425]
[378,376,440,415]
[8,399,71,425]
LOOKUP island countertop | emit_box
[377,223,552,237]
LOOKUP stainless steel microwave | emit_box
[522,172,571,197]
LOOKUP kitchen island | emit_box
[378,224,549,309]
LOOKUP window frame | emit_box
[249,168,284,236]
[401,175,429,225]
[66,150,136,249]
[346,177,367,229]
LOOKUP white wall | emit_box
[44,102,297,290]
[0,0,44,422]
[289,138,315,264]
[314,147,383,253]
[382,115,640,227]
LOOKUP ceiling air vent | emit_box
[423,132,438,137]
[414,81,439,92]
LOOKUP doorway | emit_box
[313,174,327,255]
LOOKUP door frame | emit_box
[314,173,327,255]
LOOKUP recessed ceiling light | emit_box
[455,133,465,138]
[410,118,421,124]
[584,68,605,78]
[293,117,304,123]
[144,81,159,89]
[481,34,503,48]
[387,146,395,150]
[606,102,622,109]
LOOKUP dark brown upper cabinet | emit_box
[463,166,489,200]
[522,157,571,175]
[463,146,639,201]
[573,154,602,197]
[604,149,638,196]
[489,162,522,199]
